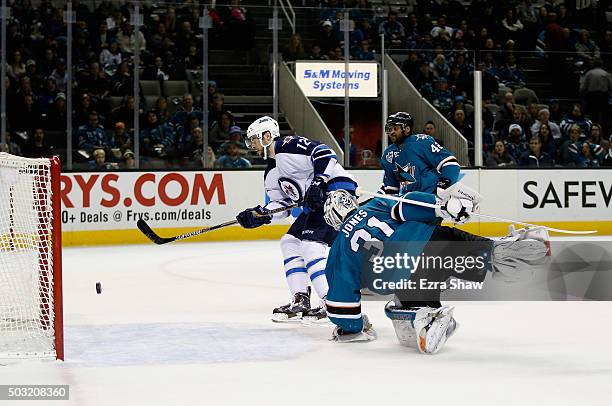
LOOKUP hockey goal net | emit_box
[0,153,63,360]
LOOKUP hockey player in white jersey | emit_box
[235,116,358,323]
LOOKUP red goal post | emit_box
[0,153,63,360]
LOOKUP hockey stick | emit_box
[137,203,298,245]
[356,188,598,235]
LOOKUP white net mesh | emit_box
[0,153,57,358]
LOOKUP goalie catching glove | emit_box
[236,206,272,229]
[436,196,474,224]
[435,182,482,225]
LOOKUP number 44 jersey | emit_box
[324,194,438,333]
[381,134,460,195]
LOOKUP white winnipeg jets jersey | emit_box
[263,136,356,217]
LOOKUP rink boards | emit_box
[59,169,612,246]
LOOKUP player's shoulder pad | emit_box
[381,143,400,165]
[408,133,447,156]
[276,135,322,156]
[412,133,436,144]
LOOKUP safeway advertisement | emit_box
[60,171,264,231]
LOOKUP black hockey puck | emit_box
[96,282,102,294]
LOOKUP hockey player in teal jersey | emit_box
[379,112,408,195]
[380,112,461,196]
[322,188,550,353]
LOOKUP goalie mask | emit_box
[246,116,280,159]
[324,190,358,231]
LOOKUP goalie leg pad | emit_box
[415,305,455,354]
[505,225,551,256]
[385,304,419,349]
[385,301,456,354]
[492,226,551,282]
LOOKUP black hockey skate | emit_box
[271,292,310,323]
[301,305,329,325]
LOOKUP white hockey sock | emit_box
[285,258,308,295]
[281,235,308,295]
[302,240,329,301]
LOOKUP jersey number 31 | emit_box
[350,217,395,265]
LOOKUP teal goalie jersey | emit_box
[324,194,438,333]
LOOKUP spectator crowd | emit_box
[285,0,611,168]
[1,0,256,169]
[1,0,611,169]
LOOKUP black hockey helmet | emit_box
[385,111,414,135]
[385,112,414,146]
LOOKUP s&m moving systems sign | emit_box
[295,61,378,98]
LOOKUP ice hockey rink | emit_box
[2,238,612,406]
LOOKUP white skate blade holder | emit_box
[271,312,304,323]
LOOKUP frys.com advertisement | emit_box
[60,171,264,231]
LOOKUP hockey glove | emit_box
[331,314,377,343]
[304,176,328,212]
[436,196,474,225]
[436,177,452,197]
[236,206,272,229]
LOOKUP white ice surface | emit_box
[1,240,612,406]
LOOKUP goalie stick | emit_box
[356,188,598,235]
[137,203,298,245]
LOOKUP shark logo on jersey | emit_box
[385,150,400,163]
[278,177,303,202]
[395,162,416,188]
